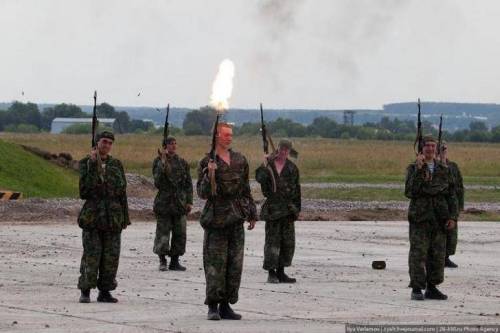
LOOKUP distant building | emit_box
[50,118,116,134]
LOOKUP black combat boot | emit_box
[425,284,448,300]
[219,302,242,320]
[267,269,279,283]
[169,255,186,271]
[79,289,90,303]
[159,255,168,271]
[277,266,296,283]
[207,303,221,320]
[97,290,118,303]
[411,288,424,301]
[445,256,458,268]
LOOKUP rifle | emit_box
[414,98,424,155]
[91,91,104,182]
[209,110,220,196]
[157,104,171,174]
[437,114,443,161]
[260,103,277,192]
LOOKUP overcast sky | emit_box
[1,0,500,109]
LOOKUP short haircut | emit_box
[217,122,233,131]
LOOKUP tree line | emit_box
[0,101,153,134]
[1,102,497,143]
[182,107,497,143]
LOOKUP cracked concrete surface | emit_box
[0,221,499,332]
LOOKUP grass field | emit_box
[2,133,500,200]
[0,139,78,198]
[302,187,500,202]
[2,133,500,185]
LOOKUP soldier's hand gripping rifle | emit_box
[260,103,277,192]
[209,111,220,196]
[157,104,171,174]
[91,91,104,183]
[413,98,431,179]
[437,114,443,161]
[413,98,424,156]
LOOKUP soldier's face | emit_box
[423,142,436,159]
[278,147,290,160]
[166,141,176,154]
[217,126,233,149]
[97,138,113,155]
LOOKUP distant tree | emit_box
[129,119,154,133]
[491,126,500,142]
[354,127,377,140]
[0,110,7,131]
[450,129,469,142]
[307,117,338,138]
[114,111,131,133]
[469,121,488,132]
[340,132,351,140]
[7,101,42,129]
[375,129,394,140]
[183,107,216,135]
[235,122,260,136]
[96,103,116,118]
[468,130,491,142]
[268,118,307,137]
[41,103,86,130]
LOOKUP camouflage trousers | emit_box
[153,214,186,257]
[78,229,121,291]
[446,223,458,256]
[263,216,295,270]
[408,221,446,290]
[203,222,244,305]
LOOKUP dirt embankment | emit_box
[1,146,497,223]
[0,174,495,223]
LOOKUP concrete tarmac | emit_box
[0,221,499,332]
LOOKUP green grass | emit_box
[4,134,500,186]
[302,187,500,202]
[0,139,79,198]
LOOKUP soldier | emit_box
[439,142,464,268]
[197,122,257,321]
[77,131,130,303]
[405,135,458,301]
[256,139,301,284]
[152,136,193,271]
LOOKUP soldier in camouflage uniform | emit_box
[152,136,193,271]
[439,142,464,268]
[256,139,301,284]
[405,135,458,301]
[197,123,257,321]
[77,131,130,303]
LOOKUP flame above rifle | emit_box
[210,59,235,112]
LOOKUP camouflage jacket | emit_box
[78,155,130,231]
[153,154,193,216]
[447,160,464,211]
[405,159,458,225]
[197,149,257,229]
[256,159,301,221]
